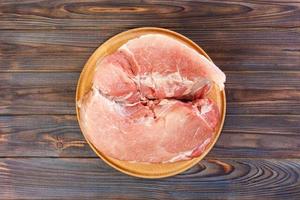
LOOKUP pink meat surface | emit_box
[79,34,225,163]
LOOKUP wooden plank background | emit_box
[0,0,299,199]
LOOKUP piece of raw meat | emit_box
[79,34,225,163]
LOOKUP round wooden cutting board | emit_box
[76,27,226,178]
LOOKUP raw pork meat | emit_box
[79,34,225,163]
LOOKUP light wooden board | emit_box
[76,27,226,178]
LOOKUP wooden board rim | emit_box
[76,27,226,179]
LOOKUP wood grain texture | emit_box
[0,0,299,30]
[0,115,94,157]
[0,158,299,199]
[1,29,299,72]
[0,115,299,158]
[227,89,300,115]
[0,73,78,115]
[0,72,299,115]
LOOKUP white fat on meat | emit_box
[93,89,125,115]
[165,138,211,163]
[133,72,209,98]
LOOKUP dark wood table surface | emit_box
[1,0,300,199]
